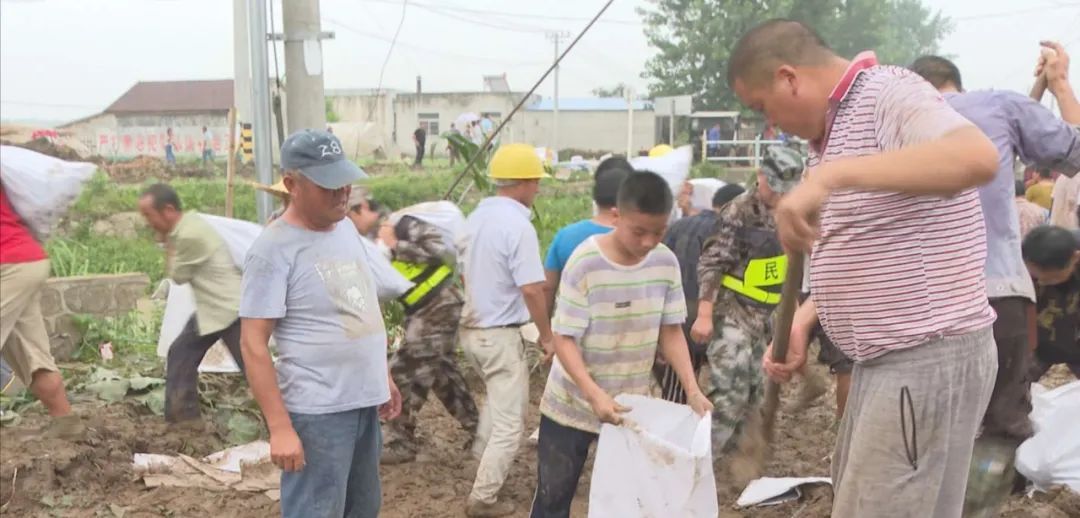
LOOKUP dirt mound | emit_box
[0,402,274,517]
[1,138,103,164]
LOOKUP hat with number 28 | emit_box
[281,129,368,189]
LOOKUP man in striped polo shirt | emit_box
[729,20,1000,517]
[531,171,712,517]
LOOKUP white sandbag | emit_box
[388,201,466,263]
[358,235,414,302]
[157,281,240,373]
[201,214,264,269]
[588,394,717,518]
[629,145,693,220]
[1015,381,1080,492]
[0,145,96,241]
[688,178,726,212]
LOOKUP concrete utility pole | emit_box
[248,0,274,223]
[279,0,332,133]
[232,0,252,123]
[625,86,634,157]
[546,31,569,163]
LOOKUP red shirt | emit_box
[0,187,46,264]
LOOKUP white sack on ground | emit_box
[588,394,717,518]
[1016,381,1080,492]
[0,145,97,241]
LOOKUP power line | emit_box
[375,0,408,95]
[324,17,546,66]
[359,0,640,26]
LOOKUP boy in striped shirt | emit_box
[531,171,712,518]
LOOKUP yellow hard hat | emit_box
[649,144,674,158]
[489,143,549,180]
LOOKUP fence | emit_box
[700,131,803,168]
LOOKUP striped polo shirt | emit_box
[540,236,686,433]
[807,52,996,363]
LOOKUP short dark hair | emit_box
[1038,168,1053,179]
[617,171,673,215]
[1023,226,1079,269]
[727,19,833,88]
[593,157,634,208]
[712,184,746,208]
[910,56,963,91]
[140,183,182,212]
[1015,179,1026,197]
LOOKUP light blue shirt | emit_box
[460,196,545,328]
[544,219,612,273]
[946,90,1080,302]
[239,219,389,414]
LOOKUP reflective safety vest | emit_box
[391,260,453,313]
[720,226,786,307]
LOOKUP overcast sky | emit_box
[2,0,1078,124]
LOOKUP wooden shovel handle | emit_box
[770,253,806,365]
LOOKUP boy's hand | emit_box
[588,390,630,425]
[690,315,714,343]
[687,391,713,417]
[269,425,305,472]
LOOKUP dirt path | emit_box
[1,366,1076,517]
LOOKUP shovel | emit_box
[728,252,805,485]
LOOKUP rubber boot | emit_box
[962,436,1020,518]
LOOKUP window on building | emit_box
[418,113,439,136]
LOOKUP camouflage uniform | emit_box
[386,216,479,451]
[697,191,780,452]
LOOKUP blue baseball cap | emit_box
[280,129,367,189]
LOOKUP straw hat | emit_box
[252,179,289,200]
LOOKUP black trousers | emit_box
[164,316,244,422]
[531,415,598,518]
[414,143,425,165]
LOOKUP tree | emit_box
[639,0,952,110]
[592,83,630,98]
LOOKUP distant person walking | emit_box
[165,128,176,166]
[413,125,427,168]
[448,123,461,167]
[201,126,214,165]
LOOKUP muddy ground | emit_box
[1,363,1076,517]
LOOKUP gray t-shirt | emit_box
[239,218,389,415]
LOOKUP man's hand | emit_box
[762,320,812,383]
[539,335,556,364]
[379,376,403,421]
[773,175,830,253]
[686,391,714,417]
[378,223,398,250]
[1037,41,1071,90]
[269,426,305,472]
[689,315,714,344]
[588,390,630,425]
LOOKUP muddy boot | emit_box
[45,414,85,440]
[788,369,828,413]
[380,441,416,465]
[962,436,1019,518]
[465,498,515,517]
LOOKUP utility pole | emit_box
[625,86,634,158]
[277,0,334,133]
[232,0,252,123]
[546,31,569,163]
[248,0,274,223]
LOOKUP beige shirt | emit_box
[169,211,242,335]
[1050,174,1080,229]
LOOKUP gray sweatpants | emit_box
[831,327,997,518]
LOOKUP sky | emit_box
[1,0,1079,124]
